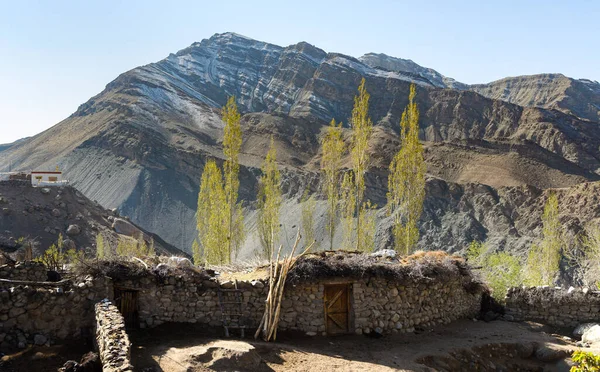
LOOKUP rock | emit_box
[78,351,101,372]
[66,224,81,236]
[251,280,264,289]
[2,208,9,215]
[191,340,261,370]
[58,360,79,372]
[574,323,600,340]
[33,334,47,345]
[40,188,50,195]
[306,331,317,336]
[110,208,119,216]
[535,345,570,362]
[63,239,76,250]
[582,324,600,345]
[502,314,514,321]
[371,249,397,258]
[51,208,61,217]
[112,218,143,238]
[483,311,499,322]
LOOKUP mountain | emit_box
[2,32,600,259]
[470,74,600,123]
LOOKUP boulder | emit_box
[535,345,570,362]
[112,218,144,239]
[66,224,81,236]
[582,324,600,345]
[63,239,76,250]
[573,323,600,340]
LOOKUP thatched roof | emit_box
[286,250,482,287]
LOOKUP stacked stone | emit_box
[0,262,47,282]
[0,275,111,349]
[279,283,324,334]
[95,300,133,372]
[505,286,600,327]
[112,275,268,329]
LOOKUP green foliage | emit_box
[525,193,563,286]
[35,243,64,271]
[571,351,600,372]
[575,224,600,287]
[340,171,356,250]
[197,160,228,265]
[320,119,345,250]
[301,188,317,250]
[96,233,105,259]
[57,233,64,254]
[258,138,282,259]
[222,96,245,260]
[116,236,154,258]
[387,84,426,255]
[192,239,202,266]
[344,78,375,252]
[467,240,522,301]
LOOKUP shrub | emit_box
[571,351,600,372]
[466,240,522,302]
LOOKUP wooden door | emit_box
[324,284,350,334]
[114,288,139,329]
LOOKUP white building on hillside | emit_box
[31,170,68,187]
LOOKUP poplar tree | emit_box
[222,97,245,259]
[301,188,317,249]
[258,138,282,259]
[343,78,375,252]
[525,192,563,286]
[191,239,201,266]
[320,119,345,250]
[197,160,228,265]
[387,84,426,255]
[96,233,105,259]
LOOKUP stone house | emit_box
[108,251,485,336]
[0,251,485,349]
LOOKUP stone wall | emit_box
[279,277,482,335]
[95,300,133,372]
[0,262,47,282]
[505,286,600,328]
[112,276,266,329]
[114,273,482,336]
[0,276,112,349]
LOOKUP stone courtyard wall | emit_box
[0,262,47,282]
[95,300,133,372]
[0,276,112,349]
[505,286,600,328]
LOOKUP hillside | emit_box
[0,180,185,259]
[1,32,600,258]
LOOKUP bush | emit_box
[466,241,522,302]
[571,351,600,372]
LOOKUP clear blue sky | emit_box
[1,0,598,143]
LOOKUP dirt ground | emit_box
[0,341,92,372]
[129,320,589,372]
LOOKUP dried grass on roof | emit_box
[286,250,482,287]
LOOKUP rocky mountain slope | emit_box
[1,32,600,259]
[0,180,185,259]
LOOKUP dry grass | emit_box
[286,250,483,289]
